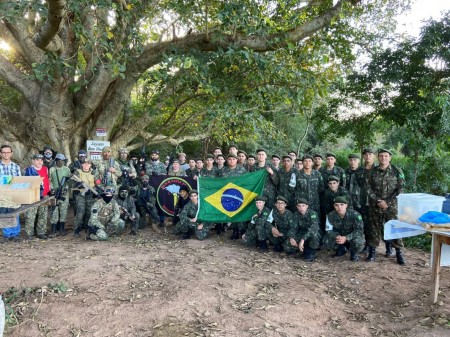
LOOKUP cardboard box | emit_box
[0,176,42,204]
[397,193,446,224]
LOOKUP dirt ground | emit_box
[1,215,450,337]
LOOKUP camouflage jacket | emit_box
[221,165,247,177]
[366,164,404,209]
[200,166,220,178]
[322,186,353,216]
[345,167,366,210]
[89,199,121,229]
[288,209,320,241]
[117,159,137,182]
[327,209,364,241]
[319,166,346,189]
[253,162,279,195]
[248,207,272,232]
[96,158,122,188]
[145,160,167,176]
[116,195,137,218]
[294,169,324,208]
[180,201,199,229]
[270,208,294,235]
[136,186,157,207]
[167,169,187,177]
[277,167,297,206]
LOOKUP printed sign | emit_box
[96,128,107,137]
[90,152,102,160]
[87,140,110,152]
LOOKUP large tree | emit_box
[0,0,406,161]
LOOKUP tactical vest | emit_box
[77,169,95,188]
[97,201,114,225]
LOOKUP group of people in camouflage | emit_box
[1,144,406,265]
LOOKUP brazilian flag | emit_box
[197,170,267,222]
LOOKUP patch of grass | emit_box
[403,233,432,251]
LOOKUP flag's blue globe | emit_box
[221,188,244,212]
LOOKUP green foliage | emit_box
[403,233,432,251]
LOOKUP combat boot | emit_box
[361,244,369,254]
[366,247,376,262]
[350,250,359,262]
[229,228,240,240]
[333,244,347,257]
[59,222,68,236]
[395,248,406,265]
[130,229,138,236]
[74,227,81,238]
[49,223,58,238]
[385,241,393,257]
[304,247,316,262]
[181,229,192,240]
[258,240,268,251]
[273,244,283,252]
[37,234,48,240]
[215,223,223,235]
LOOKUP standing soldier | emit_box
[237,150,248,167]
[324,196,365,262]
[253,149,278,210]
[313,153,323,171]
[284,198,321,261]
[222,154,247,239]
[135,175,160,229]
[266,196,294,252]
[244,154,256,172]
[49,154,71,236]
[277,155,297,211]
[200,154,219,177]
[69,150,88,173]
[24,154,50,240]
[96,146,122,190]
[185,159,197,178]
[271,154,281,171]
[322,176,352,218]
[242,196,272,250]
[116,186,140,235]
[345,154,363,215]
[88,187,125,240]
[168,159,187,176]
[145,150,167,176]
[294,154,324,218]
[72,159,99,237]
[42,145,56,169]
[215,154,226,177]
[117,148,138,190]
[319,153,346,188]
[366,149,406,265]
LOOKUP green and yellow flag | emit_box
[197,170,267,222]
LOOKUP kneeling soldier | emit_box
[88,187,125,240]
[324,196,364,261]
[284,198,321,261]
[242,195,272,251]
[266,196,294,252]
[175,190,212,240]
[116,185,140,235]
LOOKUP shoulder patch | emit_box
[311,214,317,219]
[357,215,362,220]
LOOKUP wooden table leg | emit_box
[431,234,450,304]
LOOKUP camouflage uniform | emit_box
[116,195,140,233]
[319,166,346,189]
[25,206,48,237]
[277,168,297,209]
[145,160,167,176]
[345,167,365,212]
[73,168,99,233]
[357,164,375,241]
[88,199,125,240]
[174,201,212,240]
[200,166,219,178]
[366,164,405,248]
[185,168,197,178]
[117,158,138,195]
[49,165,71,224]
[294,170,324,216]
[167,168,187,176]
[242,207,272,247]
[284,209,321,253]
[266,208,294,247]
[323,209,365,253]
[322,186,352,216]
[96,158,122,190]
[136,185,160,227]
[253,162,279,210]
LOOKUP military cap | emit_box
[255,195,267,202]
[195,158,204,162]
[295,158,302,163]
[237,150,247,157]
[378,148,392,155]
[248,154,256,159]
[205,154,215,159]
[32,154,44,159]
[271,154,281,160]
[256,148,267,154]
[302,154,313,161]
[227,154,237,159]
[334,196,349,204]
[141,175,150,180]
[276,196,289,203]
[282,155,292,161]
[348,153,359,159]
[180,186,190,193]
[325,152,336,158]
[119,185,129,191]
[151,149,160,154]
[119,147,129,154]
[172,159,180,163]
[296,198,309,205]
[328,175,340,182]
[213,147,222,151]
[362,147,375,154]
[216,154,225,159]
[102,146,112,152]
[78,150,87,156]
[313,153,323,159]
[228,145,238,150]
[189,189,198,195]
[55,153,66,161]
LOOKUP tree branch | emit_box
[0,56,39,106]
[33,0,66,53]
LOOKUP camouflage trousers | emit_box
[231,221,247,231]
[121,212,140,232]
[242,223,267,246]
[50,195,69,224]
[266,229,288,247]
[194,223,212,241]
[74,194,95,230]
[367,207,403,248]
[89,219,125,241]
[25,205,48,236]
[136,204,159,228]
[283,232,321,254]
[323,230,365,253]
